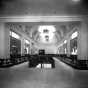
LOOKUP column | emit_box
[78,20,88,60]
[28,44,31,54]
[21,37,25,55]
[67,38,71,57]
[0,22,10,59]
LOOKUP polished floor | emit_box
[0,57,88,88]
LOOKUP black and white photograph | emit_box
[0,0,88,88]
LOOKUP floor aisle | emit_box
[0,58,88,88]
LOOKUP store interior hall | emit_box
[0,0,88,88]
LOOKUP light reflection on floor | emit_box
[36,64,52,68]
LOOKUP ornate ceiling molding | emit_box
[0,15,83,22]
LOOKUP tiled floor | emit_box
[0,58,88,88]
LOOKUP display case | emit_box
[39,49,45,55]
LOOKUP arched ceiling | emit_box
[0,0,88,16]
[8,21,80,45]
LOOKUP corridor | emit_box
[0,58,88,88]
[0,0,88,88]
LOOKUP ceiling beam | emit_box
[0,15,84,22]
